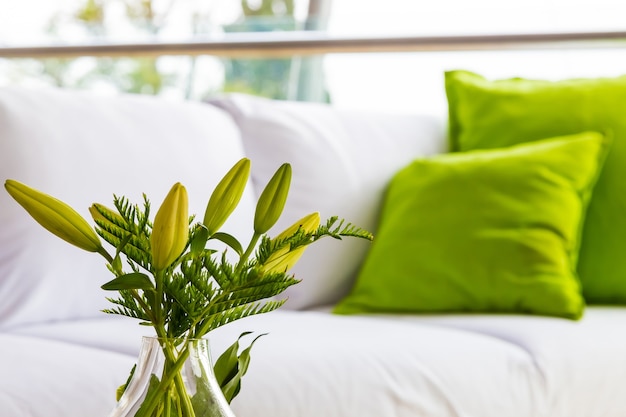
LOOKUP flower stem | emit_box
[235,232,261,274]
[164,387,172,417]
[154,269,165,327]
[134,341,193,417]
[98,246,115,264]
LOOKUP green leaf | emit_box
[111,254,123,275]
[191,225,210,255]
[214,332,266,403]
[190,376,225,417]
[210,232,244,256]
[238,333,266,377]
[101,272,154,291]
[135,374,161,416]
[143,290,156,309]
[221,333,267,402]
[116,364,136,401]
[116,233,133,255]
[214,331,252,388]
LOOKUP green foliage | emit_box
[256,216,374,265]
[214,332,266,403]
[8,159,372,412]
[91,197,152,271]
[18,0,330,101]
[116,364,136,401]
[88,163,372,343]
[75,0,105,27]
[241,0,295,16]
[95,169,365,411]
[220,0,331,101]
[29,0,176,95]
[101,272,154,291]
[81,160,370,411]
[135,374,163,415]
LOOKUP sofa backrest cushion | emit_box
[0,87,256,329]
[209,94,447,309]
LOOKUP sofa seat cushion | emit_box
[405,307,626,417]
[0,333,135,417]
[8,308,626,417]
[7,315,151,356]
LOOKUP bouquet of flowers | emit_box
[5,158,372,417]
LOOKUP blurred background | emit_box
[1,0,625,115]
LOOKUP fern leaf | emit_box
[200,300,286,334]
[103,291,150,321]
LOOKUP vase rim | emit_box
[141,335,210,342]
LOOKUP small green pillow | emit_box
[334,132,608,320]
[445,70,626,304]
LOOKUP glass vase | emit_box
[108,336,236,417]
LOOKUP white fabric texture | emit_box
[6,307,626,417]
[0,87,256,329]
[209,94,447,309]
[0,333,135,417]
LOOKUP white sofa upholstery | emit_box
[1,87,626,417]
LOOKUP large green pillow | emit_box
[445,70,626,304]
[334,132,608,319]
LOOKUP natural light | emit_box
[1,0,625,113]
[3,3,626,417]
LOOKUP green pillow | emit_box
[334,132,608,320]
[445,70,626,304]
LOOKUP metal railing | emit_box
[1,30,626,59]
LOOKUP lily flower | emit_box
[254,163,291,235]
[5,179,103,253]
[261,212,320,274]
[151,182,188,270]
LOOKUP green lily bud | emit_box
[203,158,251,235]
[151,182,189,270]
[261,212,320,274]
[4,179,102,253]
[254,163,291,235]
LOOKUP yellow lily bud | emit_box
[203,158,250,235]
[254,163,291,235]
[4,179,102,253]
[151,183,188,270]
[261,212,320,274]
[274,212,320,241]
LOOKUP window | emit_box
[1,0,625,112]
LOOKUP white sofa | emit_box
[1,87,626,417]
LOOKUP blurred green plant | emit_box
[221,0,329,101]
[23,0,175,94]
[14,0,330,101]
